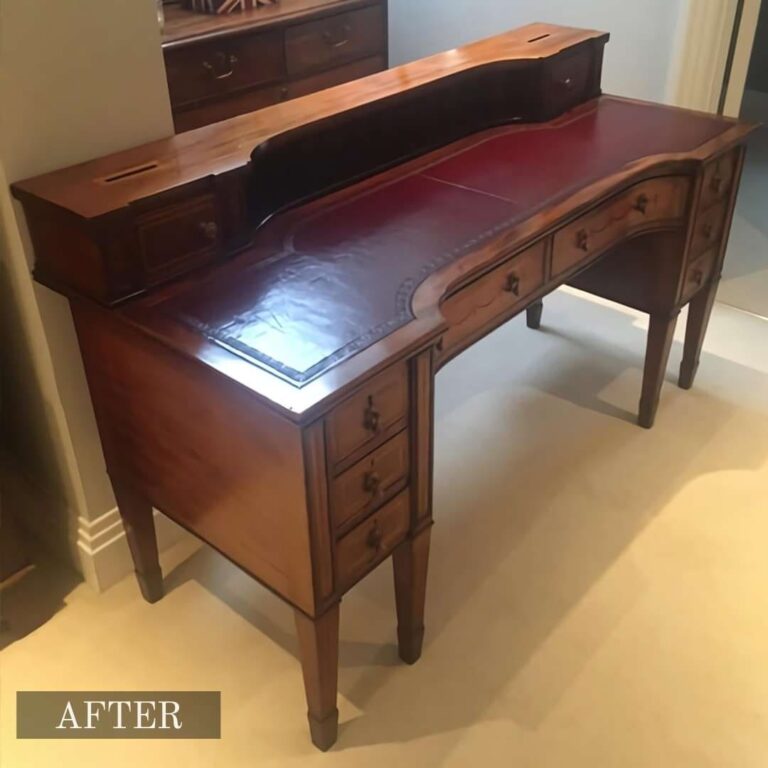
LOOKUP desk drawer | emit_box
[700,150,738,211]
[544,46,595,117]
[552,177,689,278]
[330,429,409,533]
[287,55,386,99]
[440,241,546,358]
[137,194,220,285]
[335,490,410,592]
[285,5,385,77]
[689,199,727,262]
[681,248,718,303]
[325,362,409,467]
[164,30,285,108]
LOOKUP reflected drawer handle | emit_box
[710,175,724,194]
[198,221,218,241]
[363,398,381,433]
[323,25,352,48]
[576,229,590,252]
[634,194,649,215]
[203,53,237,80]
[503,272,521,296]
[363,471,381,496]
[366,521,383,552]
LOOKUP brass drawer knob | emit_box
[366,521,383,552]
[634,193,649,214]
[198,221,218,241]
[363,470,381,496]
[363,398,381,433]
[576,228,590,252]
[503,272,521,296]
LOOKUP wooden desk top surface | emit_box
[12,23,606,218]
[122,95,746,417]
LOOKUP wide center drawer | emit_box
[552,176,690,277]
[164,30,285,107]
[439,240,546,359]
[285,4,386,77]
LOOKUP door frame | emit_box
[668,0,762,116]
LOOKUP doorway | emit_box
[719,1,768,317]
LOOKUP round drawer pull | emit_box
[363,471,381,496]
[576,228,590,252]
[503,272,521,296]
[366,521,383,552]
[710,175,724,194]
[363,398,381,433]
[692,269,705,287]
[198,221,218,241]
[702,222,714,240]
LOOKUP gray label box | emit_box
[17,692,221,739]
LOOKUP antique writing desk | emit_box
[13,24,754,750]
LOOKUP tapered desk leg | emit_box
[393,527,431,665]
[679,278,719,390]
[294,603,340,751]
[526,300,543,330]
[113,481,163,603]
[638,311,679,429]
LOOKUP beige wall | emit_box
[0,0,174,568]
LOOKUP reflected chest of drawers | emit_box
[162,0,388,132]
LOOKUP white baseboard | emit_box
[77,507,189,593]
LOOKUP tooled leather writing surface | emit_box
[149,97,732,385]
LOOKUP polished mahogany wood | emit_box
[162,0,388,132]
[392,526,431,665]
[112,480,164,604]
[294,602,340,751]
[11,25,756,751]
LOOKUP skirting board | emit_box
[77,507,189,593]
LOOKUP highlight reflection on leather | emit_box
[157,98,728,385]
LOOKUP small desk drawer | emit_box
[285,5,385,77]
[552,176,689,277]
[681,248,718,303]
[335,490,410,592]
[330,429,409,533]
[440,241,546,358]
[689,199,727,262]
[326,362,409,467]
[700,150,738,211]
[544,47,594,116]
[164,30,285,108]
[137,194,220,285]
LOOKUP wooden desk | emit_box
[12,23,754,750]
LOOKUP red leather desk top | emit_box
[139,97,734,386]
